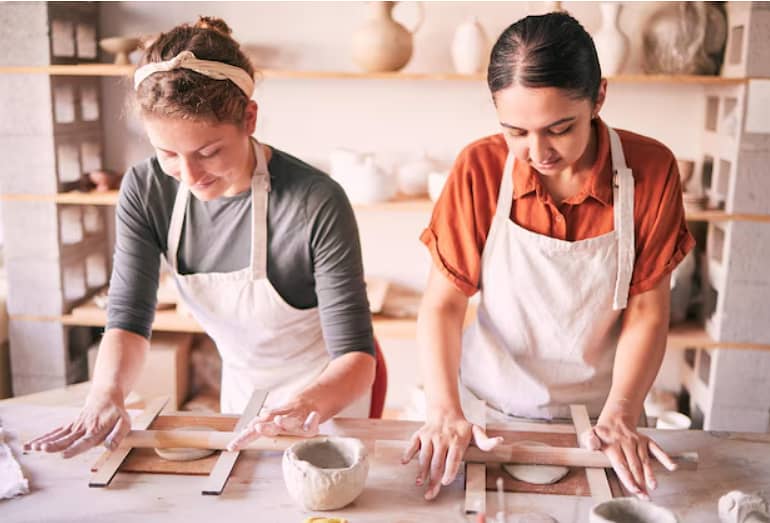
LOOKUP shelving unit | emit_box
[3,190,770,223]
[11,297,770,352]
[0,64,759,85]
[2,2,768,417]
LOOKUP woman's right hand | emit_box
[23,387,131,458]
[401,409,503,501]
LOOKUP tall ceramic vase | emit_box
[351,1,424,72]
[451,17,488,74]
[592,2,629,76]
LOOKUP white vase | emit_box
[451,17,488,74]
[592,2,629,76]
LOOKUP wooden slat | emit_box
[570,405,613,503]
[89,396,169,487]
[464,397,487,514]
[201,389,267,495]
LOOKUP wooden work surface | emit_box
[2,403,770,522]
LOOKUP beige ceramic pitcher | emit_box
[351,1,424,72]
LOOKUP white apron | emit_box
[166,139,370,416]
[460,127,635,423]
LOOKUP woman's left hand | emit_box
[226,397,321,451]
[581,411,677,500]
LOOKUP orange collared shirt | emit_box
[421,119,695,297]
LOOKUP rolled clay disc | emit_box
[501,440,569,485]
[154,426,216,462]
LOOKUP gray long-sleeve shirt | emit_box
[106,146,374,359]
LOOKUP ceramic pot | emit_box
[590,498,679,523]
[282,437,369,511]
[592,2,629,76]
[351,1,424,72]
[451,17,488,74]
[642,2,727,75]
[99,36,141,65]
[329,148,396,204]
[427,170,449,202]
[397,153,438,196]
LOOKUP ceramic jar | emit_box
[397,153,438,196]
[592,2,629,76]
[451,17,488,74]
[329,148,396,204]
[351,1,424,72]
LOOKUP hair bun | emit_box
[195,16,232,36]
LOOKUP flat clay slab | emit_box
[91,414,238,475]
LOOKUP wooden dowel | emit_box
[122,430,698,470]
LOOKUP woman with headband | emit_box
[403,12,693,501]
[26,17,376,457]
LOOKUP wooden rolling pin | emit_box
[122,430,698,470]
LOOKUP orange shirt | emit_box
[421,119,695,297]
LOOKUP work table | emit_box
[2,395,770,522]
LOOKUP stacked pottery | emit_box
[451,17,489,74]
[397,153,439,196]
[592,2,629,76]
[329,148,396,204]
[351,1,424,72]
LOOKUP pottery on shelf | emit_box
[397,152,439,196]
[427,170,449,202]
[282,437,369,511]
[592,2,629,76]
[451,17,489,74]
[351,1,424,72]
[99,36,141,65]
[329,148,397,204]
[590,498,680,523]
[642,2,727,75]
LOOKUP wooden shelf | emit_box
[0,190,119,206]
[11,303,770,351]
[4,190,770,223]
[0,64,757,85]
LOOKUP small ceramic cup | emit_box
[282,436,369,511]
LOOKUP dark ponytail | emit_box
[487,12,601,103]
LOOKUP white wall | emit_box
[99,1,707,289]
[97,1,713,411]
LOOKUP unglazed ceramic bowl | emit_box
[282,436,369,511]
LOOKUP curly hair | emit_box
[135,16,255,124]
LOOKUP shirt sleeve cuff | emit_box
[628,231,696,297]
[420,228,479,297]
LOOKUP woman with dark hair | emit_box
[26,17,376,456]
[404,12,694,500]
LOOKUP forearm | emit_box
[417,297,467,416]
[90,328,150,401]
[601,282,671,424]
[295,351,375,421]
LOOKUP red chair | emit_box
[369,338,388,418]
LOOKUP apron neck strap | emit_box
[166,137,272,280]
[249,138,270,280]
[607,126,635,310]
[494,126,635,310]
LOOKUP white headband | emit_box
[133,50,254,97]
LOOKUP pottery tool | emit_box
[570,404,612,502]
[465,397,487,514]
[495,477,505,523]
[119,430,698,470]
[201,388,267,495]
[89,396,168,487]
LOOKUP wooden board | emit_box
[486,464,626,497]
